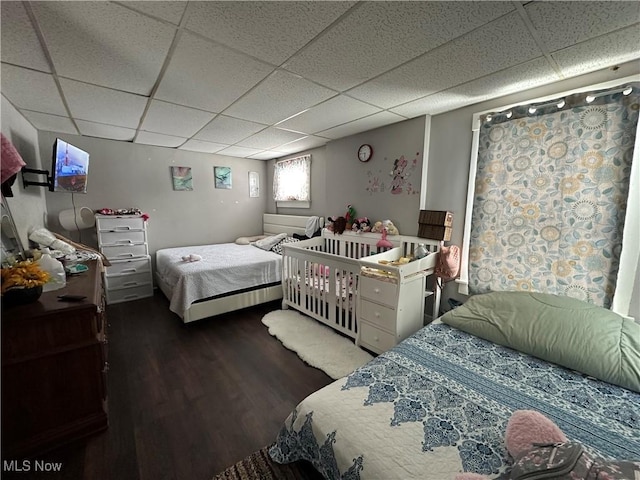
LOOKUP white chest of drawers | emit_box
[357,246,440,355]
[95,214,153,304]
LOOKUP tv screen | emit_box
[51,138,89,193]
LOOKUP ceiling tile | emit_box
[76,120,136,141]
[237,127,306,150]
[185,2,356,65]
[277,95,381,134]
[0,2,51,72]
[277,135,327,155]
[552,26,640,78]
[155,32,274,112]
[284,1,515,91]
[248,150,286,160]
[194,115,266,144]
[20,110,77,135]
[524,1,640,53]
[135,131,186,148]
[216,145,264,158]
[31,1,175,95]
[118,1,187,25]
[224,69,336,124]
[179,139,228,154]
[390,57,559,117]
[60,78,147,129]
[348,12,542,109]
[1,64,67,115]
[318,111,406,140]
[141,100,215,137]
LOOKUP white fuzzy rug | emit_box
[261,309,374,380]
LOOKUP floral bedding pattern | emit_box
[270,323,640,479]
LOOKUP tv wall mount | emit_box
[21,167,53,190]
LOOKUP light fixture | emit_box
[59,206,95,231]
[528,106,537,114]
[506,111,513,118]
[586,85,633,103]
[556,100,566,109]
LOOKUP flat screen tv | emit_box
[51,138,89,193]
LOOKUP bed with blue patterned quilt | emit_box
[269,320,640,479]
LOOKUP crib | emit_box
[281,229,441,339]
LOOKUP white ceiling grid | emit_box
[0,1,638,160]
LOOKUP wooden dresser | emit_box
[1,260,108,459]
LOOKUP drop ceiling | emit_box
[1,1,639,160]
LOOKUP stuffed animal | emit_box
[382,219,399,235]
[371,221,384,233]
[454,410,640,480]
[351,217,372,233]
[345,205,357,229]
[326,216,347,235]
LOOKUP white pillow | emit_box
[235,235,267,245]
[252,233,287,251]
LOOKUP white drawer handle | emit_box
[113,226,131,231]
[374,311,381,318]
[373,288,380,293]
[121,268,137,273]
[117,253,135,258]
[116,239,134,244]
[123,294,140,299]
[122,281,139,287]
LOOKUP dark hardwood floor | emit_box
[3,291,332,480]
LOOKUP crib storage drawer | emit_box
[98,231,146,247]
[104,272,152,290]
[101,244,148,260]
[96,216,145,232]
[360,276,397,306]
[359,323,396,354]
[359,300,396,331]
[105,257,151,276]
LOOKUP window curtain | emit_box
[468,83,639,309]
[273,155,311,202]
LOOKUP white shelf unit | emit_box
[357,247,440,354]
[95,214,153,304]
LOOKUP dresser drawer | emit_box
[105,256,151,276]
[359,276,397,306]
[359,299,396,331]
[104,272,152,290]
[359,323,396,354]
[97,216,145,232]
[106,284,153,304]
[101,244,148,260]
[99,230,146,247]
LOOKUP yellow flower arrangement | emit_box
[1,260,51,295]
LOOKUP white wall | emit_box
[1,96,47,249]
[37,131,270,256]
[427,61,640,318]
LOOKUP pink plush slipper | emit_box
[504,410,567,458]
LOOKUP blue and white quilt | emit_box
[270,323,640,479]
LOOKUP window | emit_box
[273,155,311,208]
[460,81,639,315]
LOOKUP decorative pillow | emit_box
[235,235,267,245]
[441,291,640,392]
[252,233,287,251]
[271,237,301,255]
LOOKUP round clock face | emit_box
[358,144,372,162]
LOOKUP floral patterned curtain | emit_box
[273,155,311,202]
[468,83,639,308]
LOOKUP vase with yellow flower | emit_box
[1,260,51,307]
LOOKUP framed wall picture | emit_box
[171,166,193,191]
[214,166,232,189]
[249,171,259,197]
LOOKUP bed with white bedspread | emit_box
[155,214,317,323]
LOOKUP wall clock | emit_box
[358,144,373,162]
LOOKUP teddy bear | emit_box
[454,410,640,480]
[382,219,399,235]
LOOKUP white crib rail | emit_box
[281,230,442,340]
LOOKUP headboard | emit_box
[263,214,323,237]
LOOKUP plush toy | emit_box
[454,410,639,480]
[345,204,357,229]
[382,219,399,235]
[376,228,393,248]
[351,217,372,233]
[327,216,347,235]
[371,221,384,233]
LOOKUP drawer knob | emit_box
[374,312,381,318]
[374,288,380,293]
